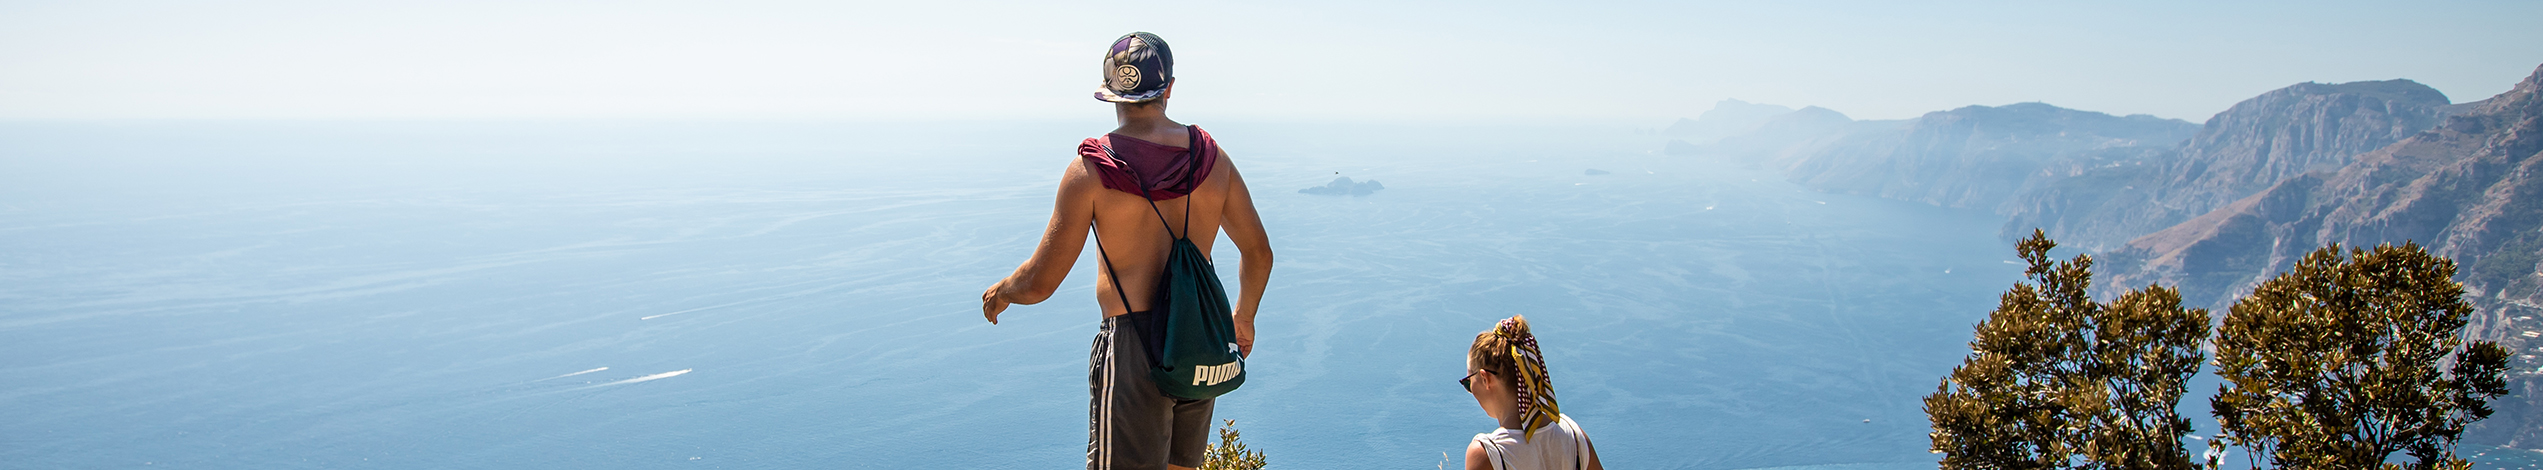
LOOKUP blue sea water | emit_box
[1,120,2526,469]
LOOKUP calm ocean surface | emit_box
[3,121,2533,469]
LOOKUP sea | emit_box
[3,120,2535,469]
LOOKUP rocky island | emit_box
[1299,177,1384,196]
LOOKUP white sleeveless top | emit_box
[1471,414,1590,470]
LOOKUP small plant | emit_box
[1201,419,1268,470]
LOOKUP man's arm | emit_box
[982,159,1099,324]
[1215,152,1273,356]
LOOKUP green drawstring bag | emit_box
[1092,140,1246,400]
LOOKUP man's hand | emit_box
[981,283,1011,325]
[1234,319,1254,357]
[979,159,1095,327]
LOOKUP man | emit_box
[980,32,1274,470]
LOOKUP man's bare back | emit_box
[978,91,1273,355]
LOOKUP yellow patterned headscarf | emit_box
[1492,316,1561,440]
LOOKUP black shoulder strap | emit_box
[1490,438,1512,470]
[1469,436,1501,470]
[1088,137,1191,313]
[1568,417,1588,470]
[1180,125,1204,238]
[1092,229,1134,312]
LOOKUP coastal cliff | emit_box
[1675,63,2543,448]
[1774,102,2196,211]
[2096,64,2543,447]
[2000,79,2457,251]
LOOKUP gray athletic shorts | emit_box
[1089,314,1215,470]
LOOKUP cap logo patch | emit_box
[1112,64,1142,91]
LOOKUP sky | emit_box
[2,0,2539,123]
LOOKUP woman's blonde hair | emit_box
[1468,315,1560,440]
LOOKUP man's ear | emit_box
[1162,81,1173,101]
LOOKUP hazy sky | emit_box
[3,0,2538,123]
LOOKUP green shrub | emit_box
[2210,242,2512,470]
[1201,419,1267,470]
[1925,230,2210,470]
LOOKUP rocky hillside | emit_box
[1774,103,2197,211]
[1673,64,2543,449]
[2000,80,2456,251]
[2099,64,2543,448]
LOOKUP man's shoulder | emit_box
[1058,143,1102,190]
[1191,125,1222,149]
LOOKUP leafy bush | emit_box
[1926,230,2210,470]
[2210,242,2512,470]
[1201,419,1267,470]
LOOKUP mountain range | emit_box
[1667,63,2543,449]
[1662,99,1796,144]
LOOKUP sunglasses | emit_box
[1459,370,1482,392]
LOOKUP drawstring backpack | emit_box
[1091,135,1247,400]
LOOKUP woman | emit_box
[1462,315,1605,470]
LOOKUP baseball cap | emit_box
[1094,32,1174,103]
